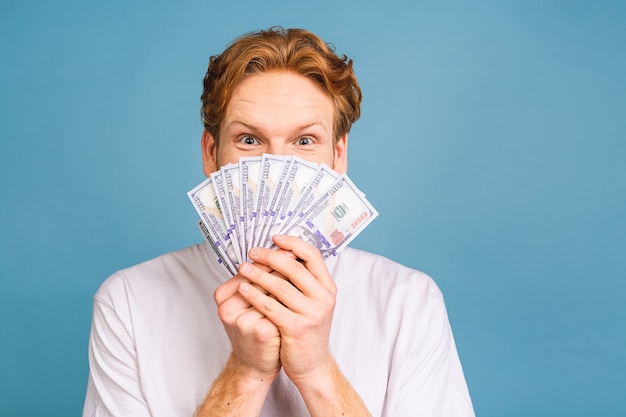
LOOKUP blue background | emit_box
[1,1,625,416]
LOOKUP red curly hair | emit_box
[200,27,362,144]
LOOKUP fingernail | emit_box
[249,247,261,257]
[240,282,250,292]
[240,263,252,273]
[273,234,285,241]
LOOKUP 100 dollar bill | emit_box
[280,175,378,258]
[189,156,378,273]
[187,177,239,272]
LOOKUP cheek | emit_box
[215,146,236,168]
[315,147,336,168]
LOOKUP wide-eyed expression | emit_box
[202,71,347,176]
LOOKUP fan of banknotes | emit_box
[187,154,378,275]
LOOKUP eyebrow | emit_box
[224,119,330,134]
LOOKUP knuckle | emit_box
[213,286,226,304]
[310,308,325,324]
[325,293,337,310]
[217,302,234,323]
[264,296,279,312]
[267,249,286,266]
[312,302,332,323]
[311,246,324,261]
[274,277,292,294]
[327,281,338,297]
[234,313,251,331]
[318,283,337,304]
[253,322,275,342]
[290,319,306,335]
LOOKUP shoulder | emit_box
[93,242,226,309]
[330,247,443,301]
[328,247,447,336]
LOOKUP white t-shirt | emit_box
[83,243,474,416]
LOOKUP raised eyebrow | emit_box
[296,121,327,131]
[292,124,330,140]
[225,120,256,131]
[224,120,329,136]
[223,121,263,141]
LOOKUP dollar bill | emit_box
[239,156,262,258]
[189,156,378,274]
[281,175,378,258]
[187,177,239,271]
[221,163,245,262]
[264,156,318,245]
[256,156,294,248]
[211,168,243,264]
[251,154,287,249]
[278,163,339,235]
[196,220,235,275]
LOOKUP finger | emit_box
[216,275,273,323]
[240,261,311,315]
[217,292,253,323]
[234,305,267,325]
[247,247,320,296]
[214,275,250,306]
[264,235,335,294]
[237,279,293,327]
[272,234,331,286]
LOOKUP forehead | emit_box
[223,71,335,130]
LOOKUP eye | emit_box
[296,137,313,146]
[239,135,259,145]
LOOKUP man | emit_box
[83,27,474,416]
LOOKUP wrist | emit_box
[288,356,371,417]
[289,355,339,397]
[223,353,280,389]
[196,355,278,417]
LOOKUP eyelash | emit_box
[237,135,314,146]
[239,135,259,145]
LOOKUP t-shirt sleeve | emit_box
[83,278,152,417]
[392,290,475,417]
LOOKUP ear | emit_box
[201,129,218,177]
[333,133,348,174]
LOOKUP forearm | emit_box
[194,354,276,417]
[295,357,371,417]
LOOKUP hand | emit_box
[237,234,337,386]
[214,265,281,380]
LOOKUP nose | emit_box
[266,141,289,156]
